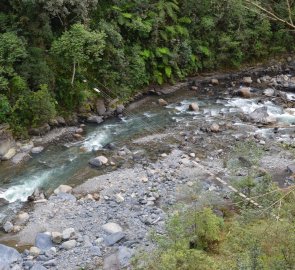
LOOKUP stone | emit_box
[31,147,44,154]
[29,246,40,257]
[243,76,253,85]
[35,233,53,251]
[0,244,21,265]
[51,232,62,244]
[3,221,13,233]
[102,223,123,234]
[211,78,219,85]
[188,103,199,112]
[12,226,21,233]
[29,124,50,136]
[15,212,29,225]
[104,232,125,246]
[118,247,133,268]
[263,88,275,97]
[249,107,276,124]
[2,148,16,160]
[62,228,75,240]
[96,99,107,116]
[116,104,125,114]
[89,156,108,167]
[56,116,66,125]
[11,153,31,165]
[73,134,83,140]
[31,263,47,270]
[87,115,103,124]
[75,128,83,134]
[62,240,76,250]
[20,142,34,153]
[115,194,125,203]
[141,176,148,183]
[210,123,220,132]
[189,153,196,158]
[90,246,102,256]
[53,185,72,195]
[287,163,295,174]
[158,99,168,106]
[95,238,104,246]
[238,87,252,98]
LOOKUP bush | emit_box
[0,94,11,123]
[12,84,56,127]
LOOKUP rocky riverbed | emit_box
[1,59,295,269]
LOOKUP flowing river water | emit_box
[1,87,295,224]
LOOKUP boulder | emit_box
[29,124,50,136]
[15,212,29,226]
[210,123,220,132]
[188,103,199,112]
[2,148,16,161]
[116,104,125,114]
[3,221,13,233]
[104,232,125,246]
[31,147,44,154]
[158,99,168,106]
[62,228,75,240]
[96,99,107,116]
[0,244,21,266]
[35,233,53,251]
[263,88,275,97]
[211,78,219,85]
[53,185,72,195]
[20,142,34,153]
[62,240,76,250]
[237,87,252,98]
[29,246,40,257]
[96,156,108,165]
[31,264,47,270]
[102,223,123,234]
[11,153,31,165]
[243,76,253,85]
[87,115,104,124]
[56,116,66,126]
[0,198,9,207]
[89,156,108,167]
[249,107,276,124]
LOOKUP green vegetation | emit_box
[0,0,295,135]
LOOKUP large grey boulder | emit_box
[87,115,103,124]
[0,244,21,266]
[96,99,107,116]
[35,233,53,251]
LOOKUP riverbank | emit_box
[1,59,295,269]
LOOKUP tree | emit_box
[51,23,105,86]
[244,0,295,30]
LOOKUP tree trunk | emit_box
[71,60,76,86]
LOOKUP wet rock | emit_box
[0,244,21,266]
[116,104,125,114]
[188,103,199,112]
[15,212,29,226]
[62,240,76,250]
[96,99,107,116]
[0,198,9,207]
[35,233,53,251]
[62,228,75,240]
[96,156,108,165]
[51,232,62,244]
[31,147,44,154]
[104,232,125,246]
[237,87,252,98]
[11,153,31,165]
[54,185,72,195]
[158,99,168,106]
[263,88,275,97]
[2,148,16,161]
[102,223,123,234]
[249,107,276,124]
[3,221,13,233]
[89,156,107,167]
[87,115,104,124]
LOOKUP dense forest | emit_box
[0,0,294,136]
